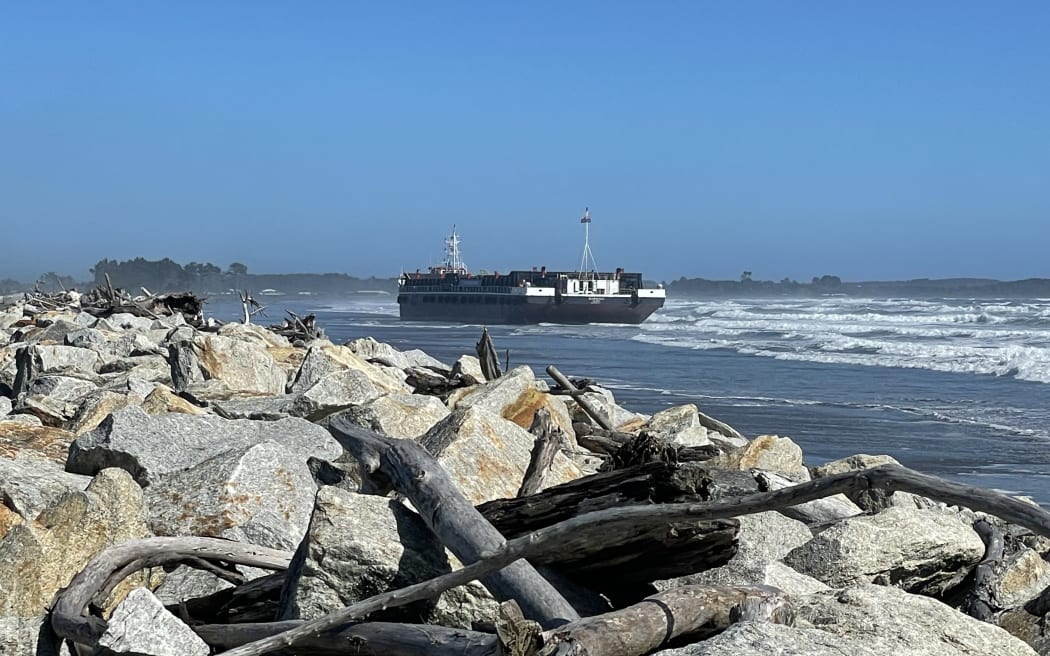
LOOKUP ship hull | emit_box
[398,293,663,325]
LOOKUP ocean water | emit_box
[208,294,1050,505]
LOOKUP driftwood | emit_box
[476,327,502,380]
[50,537,292,648]
[962,518,1008,621]
[193,584,788,656]
[545,365,613,431]
[239,290,265,324]
[328,419,580,628]
[269,311,324,341]
[518,409,566,497]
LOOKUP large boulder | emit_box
[784,505,984,595]
[290,368,382,421]
[289,341,407,396]
[345,336,448,371]
[172,333,287,396]
[331,392,451,440]
[812,454,931,511]
[145,440,318,550]
[0,468,154,617]
[656,511,827,597]
[0,453,92,523]
[279,486,497,628]
[68,406,341,486]
[569,385,648,432]
[419,406,582,504]
[0,615,71,656]
[642,404,712,447]
[97,587,209,656]
[67,389,141,435]
[16,375,98,426]
[794,584,1037,655]
[657,621,879,656]
[451,365,576,442]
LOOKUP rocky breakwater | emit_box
[2,296,1050,656]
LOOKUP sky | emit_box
[2,2,1048,284]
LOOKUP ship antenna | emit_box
[577,207,598,275]
[445,225,467,273]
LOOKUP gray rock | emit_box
[0,305,25,330]
[64,327,107,350]
[17,375,98,426]
[331,392,451,439]
[813,454,931,511]
[656,620,879,656]
[97,313,155,332]
[289,341,407,396]
[0,453,92,519]
[0,396,11,417]
[290,368,382,421]
[152,565,235,608]
[784,505,984,595]
[13,344,101,396]
[643,404,713,448]
[452,365,577,440]
[68,389,141,435]
[68,405,341,486]
[145,441,317,550]
[572,385,649,432]
[98,587,210,656]
[717,434,811,481]
[755,469,862,524]
[211,394,298,420]
[190,332,287,395]
[420,406,582,505]
[0,468,153,617]
[450,354,486,384]
[345,336,448,371]
[992,547,1050,610]
[794,584,1037,655]
[22,319,84,346]
[0,615,72,656]
[656,511,826,597]
[280,486,497,628]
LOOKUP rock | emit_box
[17,375,97,426]
[330,392,450,439]
[13,344,101,397]
[720,435,811,481]
[96,313,155,332]
[993,547,1050,610]
[290,368,382,421]
[452,365,576,442]
[190,333,287,395]
[0,615,72,656]
[68,405,341,486]
[783,505,984,595]
[0,420,75,464]
[643,404,713,448]
[64,327,107,351]
[655,511,827,597]
[345,336,448,371]
[140,387,209,416]
[0,305,24,330]
[0,396,11,417]
[755,469,862,524]
[571,385,648,432]
[450,354,486,384]
[793,584,1037,655]
[656,620,879,656]
[21,319,85,346]
[289,341,407,395]
[209,394,297,419]
[280,486,497,628]
[97,587,210,656]
[813,454,931,511]
[145,441,318,550]
[218,321,292,349]
[167,339,205,392]
[67,389,141,435]
[0,468,154,616]
[0,453,92,521]
[420,406,582,504]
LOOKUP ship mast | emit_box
[577,207,598,275]
[444,225,467,273]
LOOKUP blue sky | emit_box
[2,2,1047,283]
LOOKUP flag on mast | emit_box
[580,207,591,223]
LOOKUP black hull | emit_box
[398,295,663,325]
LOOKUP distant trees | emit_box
[228,262,248,276]
[811,275,842,287]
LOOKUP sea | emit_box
[208,293,1050,505]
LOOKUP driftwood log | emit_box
[518,408,566,498]
[476,327,502,380]
[545,365,614,431]
[327,418,580,628]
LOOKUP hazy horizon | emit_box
[3,3,1047,283]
